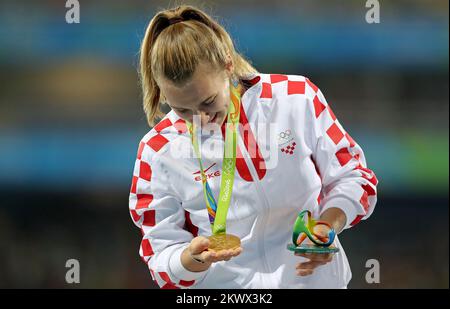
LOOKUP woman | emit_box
[129,5,378,289]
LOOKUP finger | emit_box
[231,247,243,257]
[207,251,225,263]
[313,234,329,243]
[297,269,314,276]
[296,260,325,270]
[316,253,333,263]
[198,250,216,263]
[196,249,237,264]
[313,225,331,238]
[211,254,227,263]
[190,236,210,255]
[295,252,334,262]
[218,249,234,260]
[295,252,312,259]
[296,260,326,270]
[211,249,235,262]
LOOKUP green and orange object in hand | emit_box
[287,210,340,254]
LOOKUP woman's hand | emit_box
[295,252,334,276]
[295,223,335,276]
[295,207,346,276]
[181,236,243,272]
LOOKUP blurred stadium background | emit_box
[0,0,448,288]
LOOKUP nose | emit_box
[200,112,211,127]
[191,109,212,127]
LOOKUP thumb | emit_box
[189,236,210,255]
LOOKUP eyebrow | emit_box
[171,94,217,110]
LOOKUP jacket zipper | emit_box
[237,133,273,288]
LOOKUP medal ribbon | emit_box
[186,79,242,235]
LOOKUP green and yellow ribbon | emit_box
[186,78,242,235]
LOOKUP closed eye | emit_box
[202,97,216,106]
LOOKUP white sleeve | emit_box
[304,78,378,230]
[129,139,208,289]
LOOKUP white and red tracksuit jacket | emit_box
[129,73,378,289]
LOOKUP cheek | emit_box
[172,110,193,123]
[217,93,230,111]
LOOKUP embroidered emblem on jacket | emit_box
[278,129,296,155]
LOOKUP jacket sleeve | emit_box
[128,139,208,288]
[303,78,378,230]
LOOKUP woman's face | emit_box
[158,63,232,127]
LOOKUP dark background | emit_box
[0,0,448,288]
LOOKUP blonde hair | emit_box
[139,5,258,126]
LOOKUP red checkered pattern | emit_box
[260,82,273,98]
[137,142,145,160]
[139,161,152,181]
[270,74,288,84]
[147,134,169,152]
[313,95,326,118]
[326,123,344,145]
[287,81,305,95]
[333,146,377,227]
[173,119,187,134]
[154,272,195,289]
[281,141,296,155]
[305,77,358,149]
[136,194,154,209]
[129,116,202,289]
[153,118,172,133]
[141,239,154,257]
[335,148,354,167]
[305,77,377,228]
[179,280,195,287]
[156,272,179,289]
[259,74,306,99]
[306,78,319,93]
[345,133,356,147]
[238,102,267,181]
[348,161,378,227]
[143,117,189,153]
[130,137,158,269]
[262,74,354,152]
[184,211,198,237]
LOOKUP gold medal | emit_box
[208,234,241,252]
